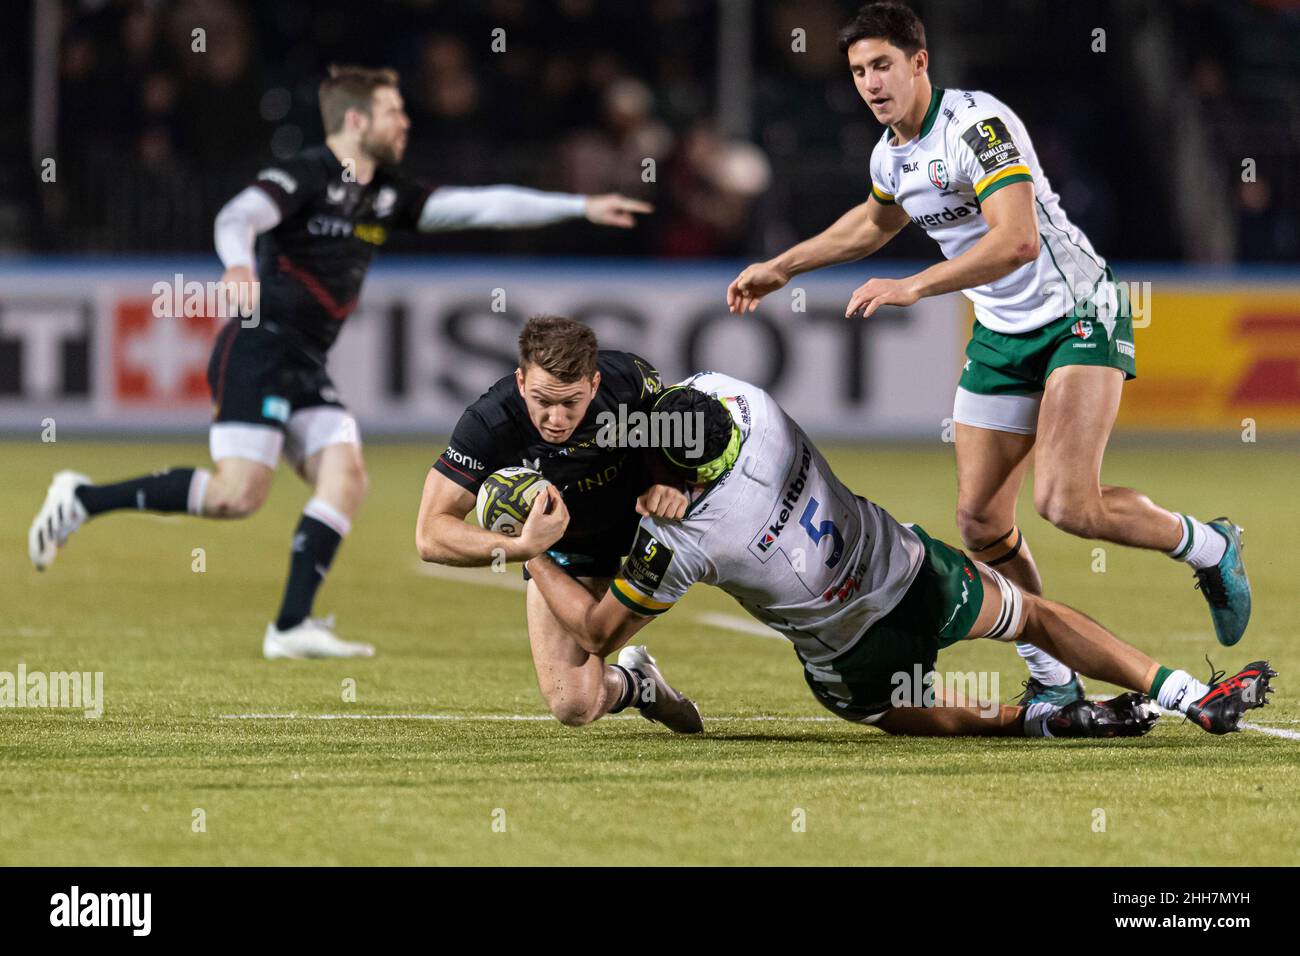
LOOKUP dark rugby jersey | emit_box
[435,350,666,555]
[248,145,433,352]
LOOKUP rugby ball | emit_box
[475,467,553,536]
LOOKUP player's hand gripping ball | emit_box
[475,467,554,537]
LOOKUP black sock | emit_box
[608,665,643,713]
[75,468,197,516]
[275,515,343,631]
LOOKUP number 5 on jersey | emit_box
[799,497,844,568]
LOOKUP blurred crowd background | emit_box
[5,0,1299,262]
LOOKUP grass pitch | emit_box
[1,439,1296,866]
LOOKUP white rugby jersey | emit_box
[869,87,1109,334]
[609,373,924,664]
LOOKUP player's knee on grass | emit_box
[543,684,606,727]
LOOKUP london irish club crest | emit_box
[928,159,949,189]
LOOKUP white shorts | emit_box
[952,386,1042,435]
[209,407,361,470]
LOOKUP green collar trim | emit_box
[695,423,742,483]
[919,86,944,139]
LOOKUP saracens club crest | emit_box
[928,159,949,189]
[1071,320,1094,339]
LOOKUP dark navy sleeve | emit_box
[433,406,500,493]
[248,155,325,219]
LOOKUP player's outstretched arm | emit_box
[526,554,651,657]
[727,195,909,313]
[416,469,547,567]
[416,186,651,233]
[518,489,651,656]
[845,181,1039,318]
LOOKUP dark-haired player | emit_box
[416,315,702,734]
[726,2,1251,704]
[29,65,651,659]
[518,373,1275,738]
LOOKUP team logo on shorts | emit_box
[261,395,290,422]
[1071,320,1094,340]
[928,159,949,189]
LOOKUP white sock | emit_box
[1016,641,1073,686]
[1167,514,1227,570]
[1154,669,1211,713]
[1023,701,1060,737]
[187,468,212,516]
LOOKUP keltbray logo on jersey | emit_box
[928,159,949,189]
[1071,319,1094,339]
[749,441,813,561]
[623,526,674,592]
[961,117,1021,174]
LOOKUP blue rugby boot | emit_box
[1192,518,1251,647]
[1017,671,1085,708]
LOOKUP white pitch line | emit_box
[219,712,839,722]
[225,702,1295,735]
[1238,722,1300,741]
[412,561,785,642]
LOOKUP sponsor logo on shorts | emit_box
[1116,340,1135,358]
[1071,320,1093,339]
[261,395,290,422]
